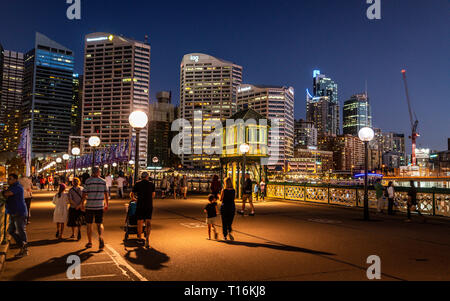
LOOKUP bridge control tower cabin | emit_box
[220,108,270,197]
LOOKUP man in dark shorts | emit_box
[238,173,255,216]
[81,167,109,250]
[131,172,155,249]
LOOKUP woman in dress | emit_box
[53,184,69,239]
[219,177,236,241]
[67,178,83,240]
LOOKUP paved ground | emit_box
[1,190,449,281]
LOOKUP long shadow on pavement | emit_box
[218,240,335,256]
[7,248,101,281]
[123,246,170,271]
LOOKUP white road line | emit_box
[104,244,148,281]
[81,261,115,265]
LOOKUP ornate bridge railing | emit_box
[267,183,450,217]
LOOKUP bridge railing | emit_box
[0,200,8,245]
[267,182,450,217]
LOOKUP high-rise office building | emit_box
[319,134,364,171]
[294,119,317,149]
[81,33,151,167]
[0,48,24,152]
[343,93,371,136]
[306,70,339,136]
[236,84,295,168]
[22,33,74,156]
[147,91,175,167]
[71,73,83,136]
[179,53,243,169]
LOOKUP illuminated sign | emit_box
[313,70,321,78]
[190,55,199,62]
[288,87,295,96]
[86,36,108,42]
[238,86,252,93]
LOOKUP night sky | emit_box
[1,0,448,152]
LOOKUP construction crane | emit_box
[401,69,419,166]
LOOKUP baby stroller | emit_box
[124,200,146,242]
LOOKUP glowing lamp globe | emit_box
[129,111,148,129]
[358,127,375,142]
[152,157,159,163]
[71,147,81,156]
[63,154,70,160]
[56,158,62,163]
[129,160,135,165]
[240,143,250,154]
[112,163,117,167]
[89,136,101,147]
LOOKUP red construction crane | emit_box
[401,69,419,166]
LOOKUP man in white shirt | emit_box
[105,173,113,197]
[19,175,33,223]
[116,175,126,199]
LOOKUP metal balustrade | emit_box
[267,183,450,217]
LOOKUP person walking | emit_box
[81,167,109,250]
[53,184,69,240]
[19,175,33,224]
[210,175,221,199]
[238,173,255,216]
[53,175,60,191]
[374,179,384,214]
[260,179,266,201]
[387,181,395,215]
[220,177,236,241]
[131,172,155,249]
[105,173,113,198]
[2,174,29,258]
[253,182,259,202]
[405,180,426,223]
[204,194,219,240]
[173,175,180,199]
[116,174,126,199]
[160,176,169,199]
[47,174,54,191]
[181,175,188,199]
[67,178,84,240]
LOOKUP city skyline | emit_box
[0,0,448,152]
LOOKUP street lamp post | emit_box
[89,136,101,170]
[240,143,250,198]
[129,111,149,185]
[359,127,375,221]
[71,147,81,178]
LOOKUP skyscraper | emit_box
[22,33,74,156]
[71,73,83,136]
[343,93,372,136]
[81,33,151,167]
[236,84,295,168]
[306,70,339,136]
[147,91,176,167]
[0,48,24,152]
[294,119,317,149]
[179,53,243,169]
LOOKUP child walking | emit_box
[204,194,219,240]
[53,184,69,239]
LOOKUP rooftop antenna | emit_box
[144,35,149,44]
[365,80,368,98]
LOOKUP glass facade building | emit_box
[0,48,24,152]
[22,32,74,155]
[343,93,371,136]
[307,70,340,136]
